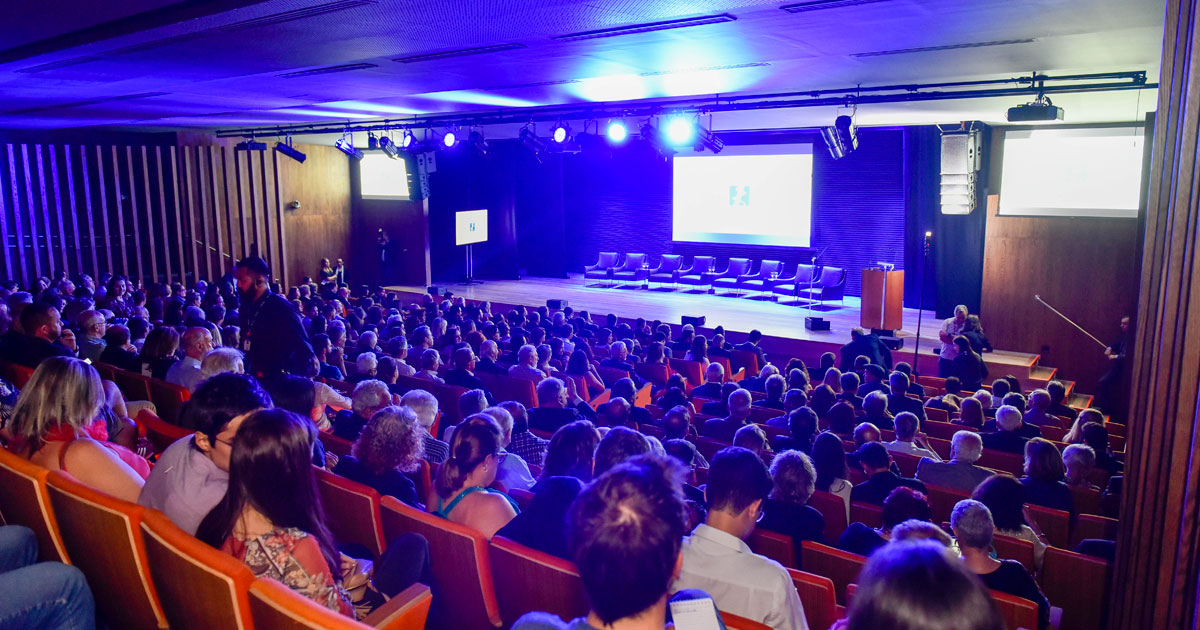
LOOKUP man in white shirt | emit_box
[673,447,809,630]
[507,344,546,384]
[883,411,942,462]
[481,406,536,491]
[937,304,968,377]
[166,327,213,392]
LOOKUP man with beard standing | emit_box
[235,256,314,380]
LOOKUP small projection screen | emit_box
[999,127,1145,218]
[672,144,814,247]
[455,209,488,246]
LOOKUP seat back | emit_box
[668,358,705,388]
[729,350,760,378]
[137,409,191,454]
[379,496,501,629]
[992,533,1036,574]
[9,362,35,388]
[800,541,865,605]
[0,447,67,562]
[93,362,119,381]
[757,260,782,278]
[849,502,883,529]
[656,254,682,272]
[148,378,191,423]
[926,485,971,526]
[808,490,849,542]
[683,255,715,275]
[924,406,950,424]
[1040,546,1110,630]
[725,258,751,276]
[249,578,431,630]
[113,368,154,401]
[976,449,1025,476]
[314,468,387,559]
[1071,513,1118,548]
[318,432,354,457]
[1070,485,1104,517]
[990,590,1040,630]
[620,253,646,271]
[788,569,839,630]
[489,536,588,625]
[140,508,256,630]
[635,362,672,387]
[889,451,921,477]
[794,264,816,284]
[746,528,796,569]
[820,266,845,286]
[721,610,773,630]
[478,372,538,409]
[1024,503,1071,548]
[46,471,167,630]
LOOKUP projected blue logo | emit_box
[729,185,750,206]
[469,223,477,232]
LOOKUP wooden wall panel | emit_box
[277,143,351,287]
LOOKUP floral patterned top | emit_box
[221,527,353,617]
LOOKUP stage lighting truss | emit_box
[334,131,364,160]
[694,125,725,154]
[273,136,306,163]
[235,135,266,151]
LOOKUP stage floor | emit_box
[390,274,941,346]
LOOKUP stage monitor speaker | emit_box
[879,336,904,351]
[681,315,706,327]
[871,328,895,338]
[805,316,830,332]
[547,299,568,310]
[427,286,440,296]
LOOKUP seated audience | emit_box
[812,431,853,518]
[820,367,842,394]
[140,326,180,379]
[508,344,546,384]
[843,540,1003,630]
[1064,407,1104,443]
[500,400,549,467]
[166,326,214,392]
[312,333,344,380]
[5,303,75,367]
[886,372,926,425]
[1020,438,1076,517]
[916,431,992,494]
[594,426,651,477]
[333,406,424,507]
[603,378,652,426]
[1082,422,1124,475]
[445,346,490,396]
[413,348,444,383]
[99,323,142,372]
[10,357,143,502]
[772,406,818,453]
[889,518,953,546]
[481,406,537,491]
[200,347,245,380]
[429,414,519,538]
[850,442,927,506]
[401,389,449,464]
[511,455,691,630]
[950,335,988,391]
[75,309,107,363]
[952,499,1050,630]
[755,373,788,410]
[528,377,597,433]
[1023,389,1059,428]
[810,352,836,382]
[733,424,772,463]
[672,447,807,630]
[539,420,601,484]
[862,390,893,430]
[838,486,932,557]
[856,364,889,398]
[954,395,986,429]
[1046,380,1078,420]
[981,405,1035,453]
[760,450,826,566]
[883,411,941,461]
[1063,444,1100,490]
[563,349,604,397]
[741,363,778,393]
[838,371,863,409]
[332,379,391,440]
[0,525,96,630]
[690,362,726,400]
[349,352,377,384]
[495,475,584,561]
[475,339,507,376]
[972,475,1049,570]
[700,388,752,442]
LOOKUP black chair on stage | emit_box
[736,260,783,298]
[711,258,753,295]
[798,266,847,307]
[677,256,716,290]
[584,252,620,286]
[647,254,683,289]
[611,253,648,287]
[770,263,819,304]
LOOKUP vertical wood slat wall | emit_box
[0,143,289,289]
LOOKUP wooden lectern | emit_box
[861,268,904,331]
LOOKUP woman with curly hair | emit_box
[333,406,425,507]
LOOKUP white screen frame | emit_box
[360,153,411,200]
[455,209,489,246]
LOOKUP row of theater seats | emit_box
[583,252,847,302]
[0,445,433,630]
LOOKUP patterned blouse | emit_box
[222,527,353,617]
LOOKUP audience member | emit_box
[594,426,651,477]
[856,364,889,398]
[690,362,726,399]
[140,326,180,379]
[166,327,214,392]
[400,389,448,464]
[539,420,601,484]
[333,379,391,440]
[99,323,142,372]
[761,450,826,566]
[481,406,537,491]
[952,500,1050,630]
[700,388,752,442]
[862,390,893,430]
[430,414,519,539]
[508,344,546,384]
[886,372,926,425]
[1046,380,1078,420]
[838,486,932,557]
[981,405,1034,454]
[75,310,107,363]
[235,257,315,378]
[528,377,597,433]
[0,525,96,630]
[1020,438,1076,517]
[1063,444,1100,490]
[334,406,424,507]
[756,374,788,410]
[812,431,853,518]
[884,411,941,461]
[972,475,1049,569]
[1082,422,1124,475]
[5,302,76,367]
[773,406,818,453]
[950,335,988,391]
[954,396,986,429]
[850,442,927,506]
[496,475,584,561]
[413,348,444,384]
[839,327,892,372]
[916,431,992,494]
[200,347,245,380]
[937,305,969,378]
[500,400,549,467]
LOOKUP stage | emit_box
[385,274,1071,397]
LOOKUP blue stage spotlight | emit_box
[334,134,363,160]
[551,122,571,144]
[665,117,696,145]
[607,120,628,143]
[400,129,415,149]
[442,129,458,148]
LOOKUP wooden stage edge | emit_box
[385,275,1049,379]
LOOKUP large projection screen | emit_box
[999,127,1145,218]
[455,209,488,246]
[672,145,814,247]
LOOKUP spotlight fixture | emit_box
[468,129,489,157]
[665,116,696,146]
[639,120,677,159]
[273,137,306,163]
[520,125,547,160]
[821,114,858,160]
[367,131,379,150]
[334,133,363,160]
[442,129,458,148]
[694,127,725,154]
[378,135,401,159]
[550,122,571,144]
[607,120,629,144]
[235,138,266,151]
[400,129,416,149]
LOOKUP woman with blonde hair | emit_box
[821,367,843,394]
[429,414,518,538]
[334,406,425,507]
[8,357,144,502]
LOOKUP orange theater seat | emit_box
[0,447,68,562]
[1040,546,1111,630]
[46,471,168,630]
[747,528,796,569]
[489,536,588,625]
[1070,513,1118,548]
[140,508,256,630]
[789,569,840,630]
[314,468,388,560]
[668,358,705,388]
[112,369,154,402]
[721,610,773,630]
[992,533,1036,574]
[319,432,355,457]
[799,541,866,605]
[990,590,1041,630]
[1024,503,1071,549]
[808,490,849,543]
[848,502,883,529]
[379,496,502,629]
[925,484,971,526]
[137,409,191,454]
[147,378,191,424]
[249,577,432,630]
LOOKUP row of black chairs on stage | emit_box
[583,252,847,305]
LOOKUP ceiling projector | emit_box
[1007,96,1064,122]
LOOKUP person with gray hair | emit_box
[413,348,444,384]
[937,304,970,377]
[952,499,1050,630]
[690,361,726,400]
[166,327,214,392]
[982,405,1035,454]
[475,339,506,375]
[528,376,597,433]
[481,406,536,491]
[353,351,378,382]
[333,379,392,441]
[916,431,993,494]
[760,449,827,564]
[400,388,448,464]
[507,343,546,384]
[883,411,942,462]
[700,388,753,442]
[500,400,548,467]
[863,389,894,431]
[200,347,245,381]
[76,309,107,363]
[1062,444,1100,490]
[755,373,788,410]
[1023,389,1056,428]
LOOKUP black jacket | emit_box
[240,292,314,378]
[839,334,893,372]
